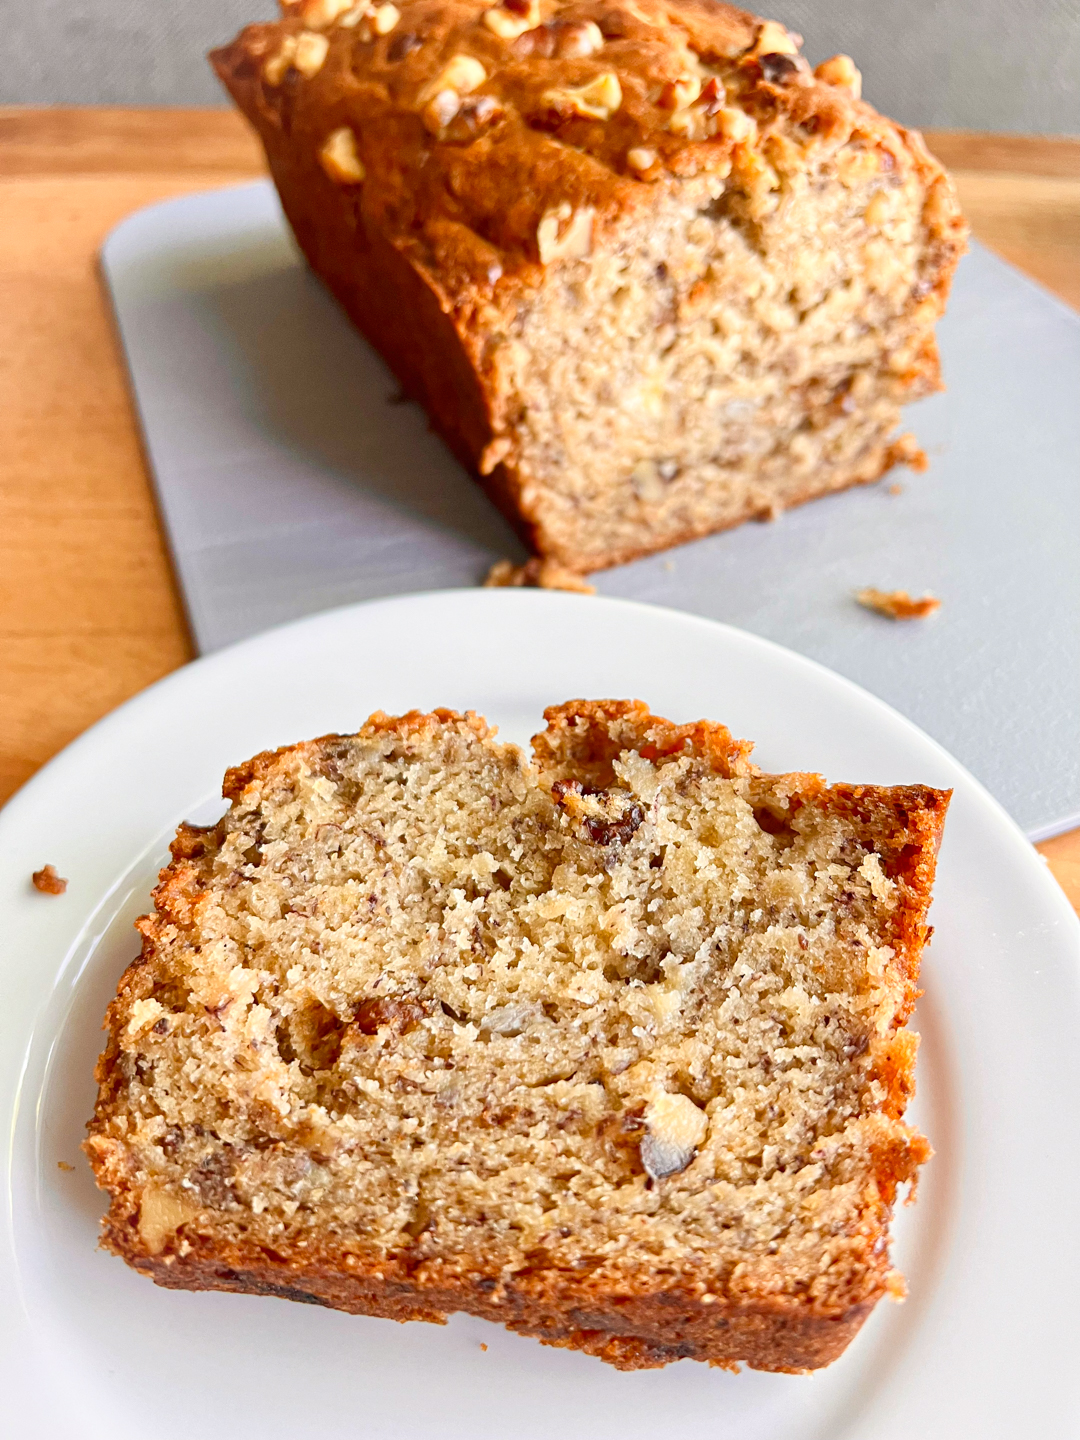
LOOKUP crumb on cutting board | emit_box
[484,558,595,595]
[57,1161,75,1172]
[32,864,68,895]
[889,432,929,473]
[856,588,941,620]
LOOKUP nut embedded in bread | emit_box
[210,1,967,572]
[86,702,949,1372]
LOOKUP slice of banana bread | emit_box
[86,702,948,1371]
[211,2,967,572]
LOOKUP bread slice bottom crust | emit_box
[102,1237,876,1372]
[86,702,948,1372]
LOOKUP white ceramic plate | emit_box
[2,590,1078,1440]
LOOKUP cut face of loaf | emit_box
[211,0,967,571]
[86,702,949,1372]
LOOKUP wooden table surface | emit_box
[1,108,1077,913]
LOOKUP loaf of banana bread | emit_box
[86,701,948,1371]
[211,0,966,572]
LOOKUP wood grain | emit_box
[0,107,266,176]
[0,109,1076,913]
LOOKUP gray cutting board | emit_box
[101,179,1079,840]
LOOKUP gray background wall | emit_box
[2,0,1078,133]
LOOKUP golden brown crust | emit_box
[210,0,968,571]
[211,0,954,284]
[532,697,756,783]
[89,1224,875,1372]
[86,702,949,1372]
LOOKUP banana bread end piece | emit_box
[86,702,948,1371]
[211,1,967,571]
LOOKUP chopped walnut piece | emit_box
[319,126,365,182]
[658,76,701,110]
[420,54,487,105]
[484,558,596,594]
[423,89,462,134]
[371,3,400,34]
[298,0,355,25]
[478,436,512,473]
[388,29,422,59]
[557,19,604,56]
[668,105,714,139]
[536,203,595,264]
[552,780,645,845]
[697,77,726,114]
[293,30,330,77]
[716,106,755,142]
[749,19,800,57]
[758,51,800,85]
[665,78,742,141]
[542,71,622,121]
[856,588,941,620]
[439,93,505,142]
[263,35,298,85]
[516,18,605,57]
[137,1186,201,1255]
[337,4,373,27]
[630,458,674,502]
[483,0,540,40]
[354,996,427,1035]
[815,54,862,98]
[640,1092,708,1180]
[626,147,656,173]
[32,864,68,895]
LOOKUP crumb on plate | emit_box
[32,864,68,895]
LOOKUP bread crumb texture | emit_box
[86,701,949,1371]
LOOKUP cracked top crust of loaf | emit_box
[86,701,949,1370]
[211,0,964,306]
